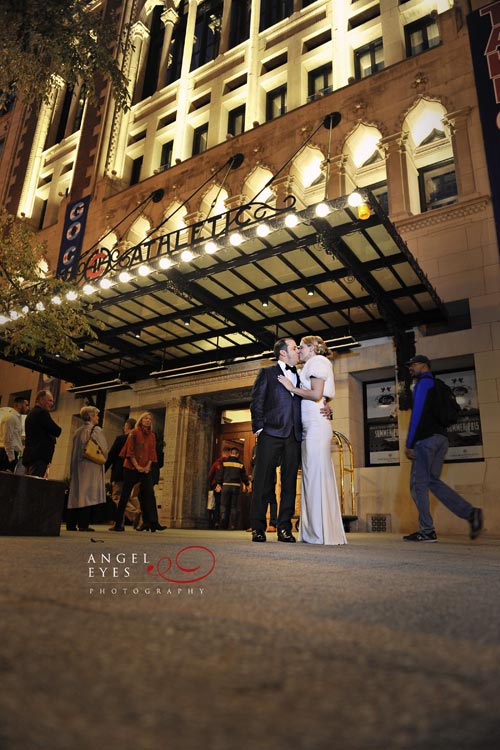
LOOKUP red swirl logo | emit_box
[146,545,216,584]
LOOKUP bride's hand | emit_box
[277,374,293,390]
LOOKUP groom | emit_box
[250,338,303,543]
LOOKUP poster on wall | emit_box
[438,369,483,461]
[364,380,400,466]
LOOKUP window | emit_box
[308,64,333,100]
[191,1,223,71]
[367,182,389,216]
[166,4,188,85]
[160,141,173,171]
[418,160,457,212]
[141,6,165,99]
[266,85,287,121]
[0,138,4,162]
[260,0,293,32]
[354,39,384,79]
[405,17,440,57]
[229,0,251,48]
[192,123,209,155]
[228,105,245,136]
[130,156,143,186]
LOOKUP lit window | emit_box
[308,64,333,101]
[266,85,287,121]
[228,105,245,136]
[192,123,209,155]
[354,39,384,80]
[405,17,440,57]
[418,160,457,212]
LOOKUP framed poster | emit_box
[437,369,483,462]
[364,379,400,466]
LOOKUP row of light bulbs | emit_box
[0,193,369,326]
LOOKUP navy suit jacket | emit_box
[251,364,302,441]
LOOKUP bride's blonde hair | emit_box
[301,335,330,357]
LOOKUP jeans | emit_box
[410,434,473,533]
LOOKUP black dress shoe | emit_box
[252,530,266,543]
[66,526,77,531]
[469,507,483,539]
[136,524,151,532]
[78,527,95,532]
[277,528,296,543]
[110,524,125,532]
[151,522,167,531]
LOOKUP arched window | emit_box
[342,124,387,213]
[403,99,457,213]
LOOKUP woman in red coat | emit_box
[110,412,165,532]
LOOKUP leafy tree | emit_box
[0,208,96,359]
[0,0,130,111]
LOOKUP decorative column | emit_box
[174,0,201,159]
[218,0,232,55]
[380,131,412,220]
[161,395,215,528]
[271,175,296,209]
[104,21,149,183]
[328,154,348,200]
[443,107,477,199]
[18,74,64,219]
[158,5,179,90]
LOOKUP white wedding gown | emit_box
[299,355,347,545]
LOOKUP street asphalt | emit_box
[1,528,499,750]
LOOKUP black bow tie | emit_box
[285,365,297,374]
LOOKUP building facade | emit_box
[1,0,499,535]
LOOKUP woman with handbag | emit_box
[66,406,108,531]
[110,411,166,532]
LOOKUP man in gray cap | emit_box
[403,354,483,542]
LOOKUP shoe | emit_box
[252,530,266,543]
[267,525,277,532]
[110,524,125,532]
[151,522,167,531]
[277,528,296,543]
[66,526,77,531]
[403,530,437,542]
[78,527,95,532]
[469,508,483,540]
[133,514,142,529]
[136,524,151,532]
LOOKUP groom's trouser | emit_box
[251,432,301,534]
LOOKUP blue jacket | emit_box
[406,371,447,448]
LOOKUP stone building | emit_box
[1,0,499,535]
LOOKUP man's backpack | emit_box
[431,378,461,428]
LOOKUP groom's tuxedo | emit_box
[250,364,302,534]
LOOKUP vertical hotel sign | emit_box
[56,196,91,280]
[468,2,500,245]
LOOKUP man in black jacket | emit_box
[23,390,62,477]
[105,418,139,524]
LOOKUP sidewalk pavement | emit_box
[1,528,499,750]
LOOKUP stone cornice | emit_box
[395,196,490,233]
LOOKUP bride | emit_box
[277,335,347,545]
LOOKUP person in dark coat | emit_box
[105,418,139,525]
[22,390,62,478]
